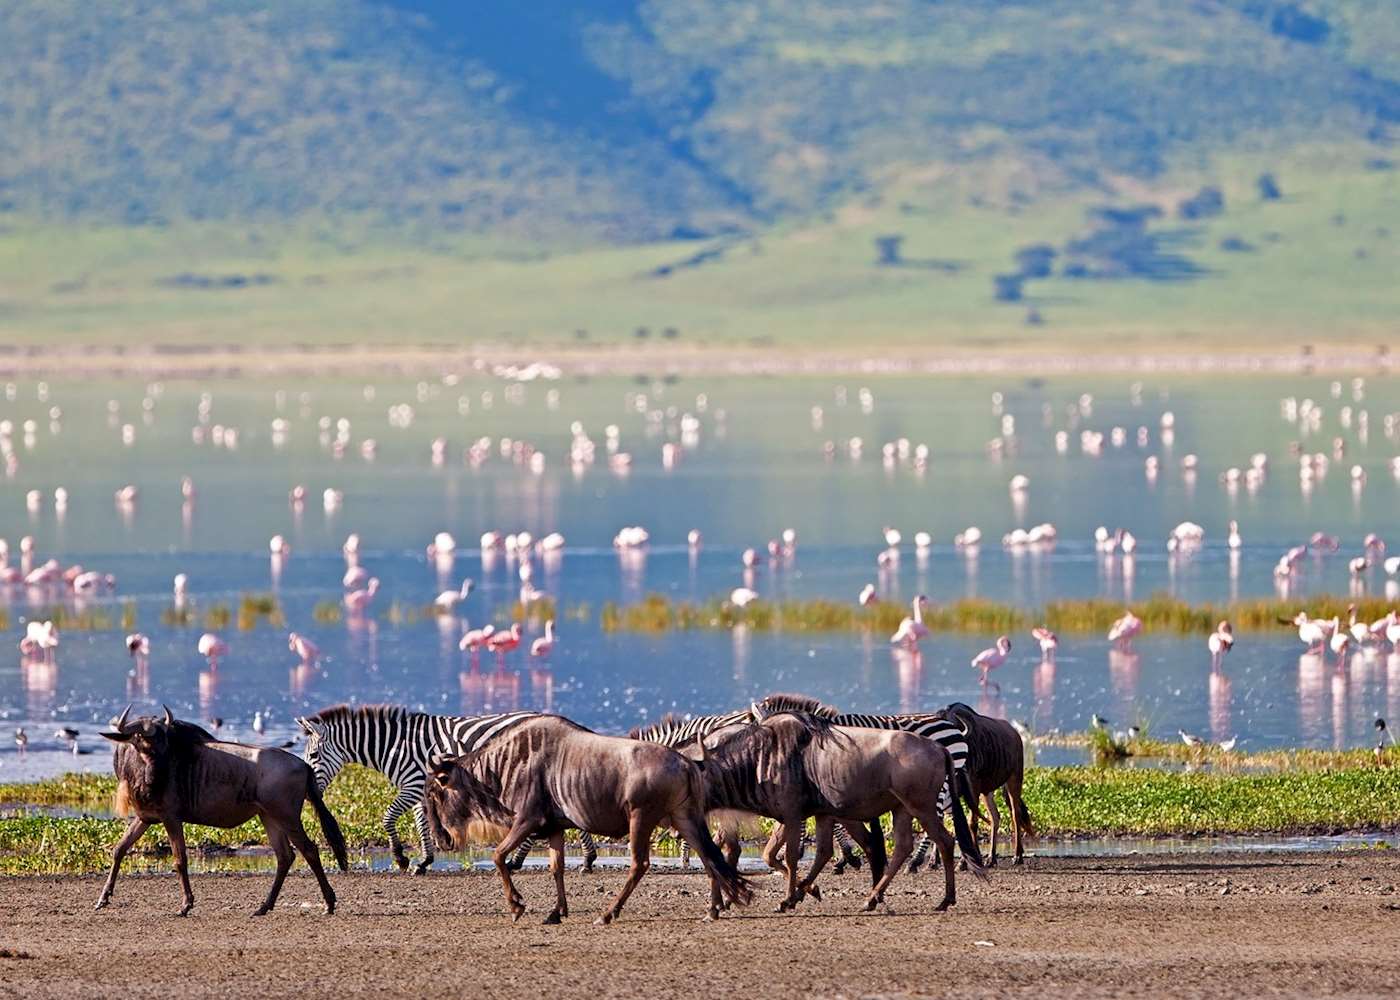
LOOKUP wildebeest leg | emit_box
[778,818,804,911]
[286,817,337,915]
[411,802,435,875]
[543,832,568,924]
[838,819,885,888]
[253,826,295,916]
[597,813,651,925]
[865,810,914,911]
[164,821,196,916]
[760,824,787,872]
[382,788,420,872]
[928,813,959,911]
[95,817,149,910]
[1004,775,1027,865]
[491,819,537,922]
[796,816,835,901]
[985,791,1001,867]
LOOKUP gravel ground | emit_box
[3,851,1400,999]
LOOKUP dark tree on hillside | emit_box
[1014,243,1057,278]
[1178,186,1224,220]
[993,274,1024,301]
[874,234,904,266]
[1257,173,1281,201]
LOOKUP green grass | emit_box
[4,759,1399,874]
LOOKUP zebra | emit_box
[296,704,599,874]
[749,693,970,873]
[627,706,870,871]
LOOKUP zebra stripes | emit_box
[297,704,598,873]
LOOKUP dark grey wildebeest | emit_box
[423,714,753,925]
[696,710,986,916]
[935,702,1035,866]
[96,706,347,916]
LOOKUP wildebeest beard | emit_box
[425,755,515,850]
[112,720,217,815]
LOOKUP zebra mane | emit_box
[751,692,838,720]
[303,703,413,726]
[628,713,688,741]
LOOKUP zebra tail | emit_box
[947,773,987,882]
[307,768,349,871]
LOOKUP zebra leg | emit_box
[506,837,535,871]
[579,830,598,872]
[832,822,862,875]
[383,788,420,872]
[907,831,934,874]
[411,802,435,875]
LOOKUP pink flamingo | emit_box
[459,624,496,659]
[435,579,474,612]
[530,620,556,658]
[858,584,878,607]
[1031,626,1058,662]
[288,632,320,665]
[197,632,228,668]
[343,565,370,590]
[1208,620,1234,667]
[126,632,150,658]
[889,617,920,648]
[1293,612,1329,652]
[344,577,380,615]
[1107,610,1143,650]
[908,595,930,642]
[22,620,58,663]
[488,623,523,664]
[972,636,1012,685]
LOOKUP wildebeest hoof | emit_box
[803,884,822,901]
[178,904,193,917]
[594,912,615,925]
[1012,856,1024,866]
[862,899,878,912]
[833,861,847,875]
[250,907,270,918]
[957,858,968,872]
[94,898,110,911]
[987,856,998,868]
[543,911,562,925]
[934,897,954,912]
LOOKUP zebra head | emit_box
[296,716,346,792]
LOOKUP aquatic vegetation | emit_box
[237,593,285,631]
[202,603,232,630]
[161,604,196,627]
[312,601,344,624]
[510,597,557,623]
[598,592,1398,636]
[120,600,137,631]
[27,606,114,631]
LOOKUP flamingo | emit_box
[954,526,982,547]
[1107,611,1143,650]
[1293,612,1329,652]
[1349,556,1370,577]
[288,632,320,664]
[125,633,150,657]
[907,595,930,642]
[730,587,759,608]
[197,632,228,667]
[343,565,370,590]
[1208,620,1234,666]
[540,533,565,552]
[488,623,523,663]
[889,617,920,648]
[914,531,932,550]
[972,636,1012,685]
[269,535,290,557]
[882,526,901,548]
[459,624,496,654]
[530,620,556,658]
[1118,530,1137,555]
[23,620,58,663]
[1347,604,1371,645]
[344,577,379,614]
[426,532,456,560]
[435,579,474,611]
[741,548,760,568]
[858,584,878,607]
[342,533,361,560]
[173,573,189,601]
[1329,627,1351,662]
[1385,556,1400,576]
[687,529,702,549]
[1031,626,1058,661]
[1227,520,1242,550]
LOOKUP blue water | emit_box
[0,374,1397,780]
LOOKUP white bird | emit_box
[882,526,902,548]
[1349,556,1370,576]
[1208,621,1234,664]
[530,620,557,658]
[955,526,982,547]
[972,636,1012,683]
[687,529,702,548]
[1218,737,1238,752]
[1118,530,1137,555]
[913,531,932,550]
[343,565,370,590]
[269,535,290,556]
[1107,611,1142,649]
[252,711,266,736]
[1385,556,1400,576]
[907,595,930,641]
[288,632,319,664]
[858,584,878,607]
[197,632,228,666]
[426,532,457,559]
[1179,729,1203,748]
[23,620,58,662]
[741,548,760,568]
[730,587,759,608]
[15,727,28,755]
[1031,626,1058,660]
[342,533,361,558]
[1294,612,1328,652]
[1226,520,1242,550]
[540,532,565,552]
[889,617,920,648]
[434,579,474,611]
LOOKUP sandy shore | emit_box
[0,343,1391,379]
[3,851,1399,998]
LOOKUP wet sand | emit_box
[3,851,1399,998]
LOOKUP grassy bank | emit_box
[4,759,1399,875]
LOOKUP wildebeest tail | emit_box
[947,768,988,881]
[1014,794,1037,840]
[306,767,349,871]
[678,769,753,907]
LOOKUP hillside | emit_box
[1,1,1398,352]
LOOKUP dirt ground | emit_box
[3,851,1400,999]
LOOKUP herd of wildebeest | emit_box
[96,694,1032,924]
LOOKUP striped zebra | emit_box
[296,704,599,873]
[627,707,869,870]
[749,694,970,872]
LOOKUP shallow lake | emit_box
[1,373,1397,780]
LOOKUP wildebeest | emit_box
[423,714,753,924]
[96,705,347,916]
[937,702,1035,866]
[697,710,986,914]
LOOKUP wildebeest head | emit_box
[101,704,175,757]
[424,756,511,851]
[295,716,343,791]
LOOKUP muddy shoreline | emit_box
[0,343,1391,379]
[3,851,1399,998]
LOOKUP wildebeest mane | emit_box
[751,692,839,719]
[941,702,1021,790]
[111,717,218,815]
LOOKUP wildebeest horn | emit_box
[162,704,175,726]
[112,703,132,731]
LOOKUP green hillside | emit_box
[1,1,1398,351]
